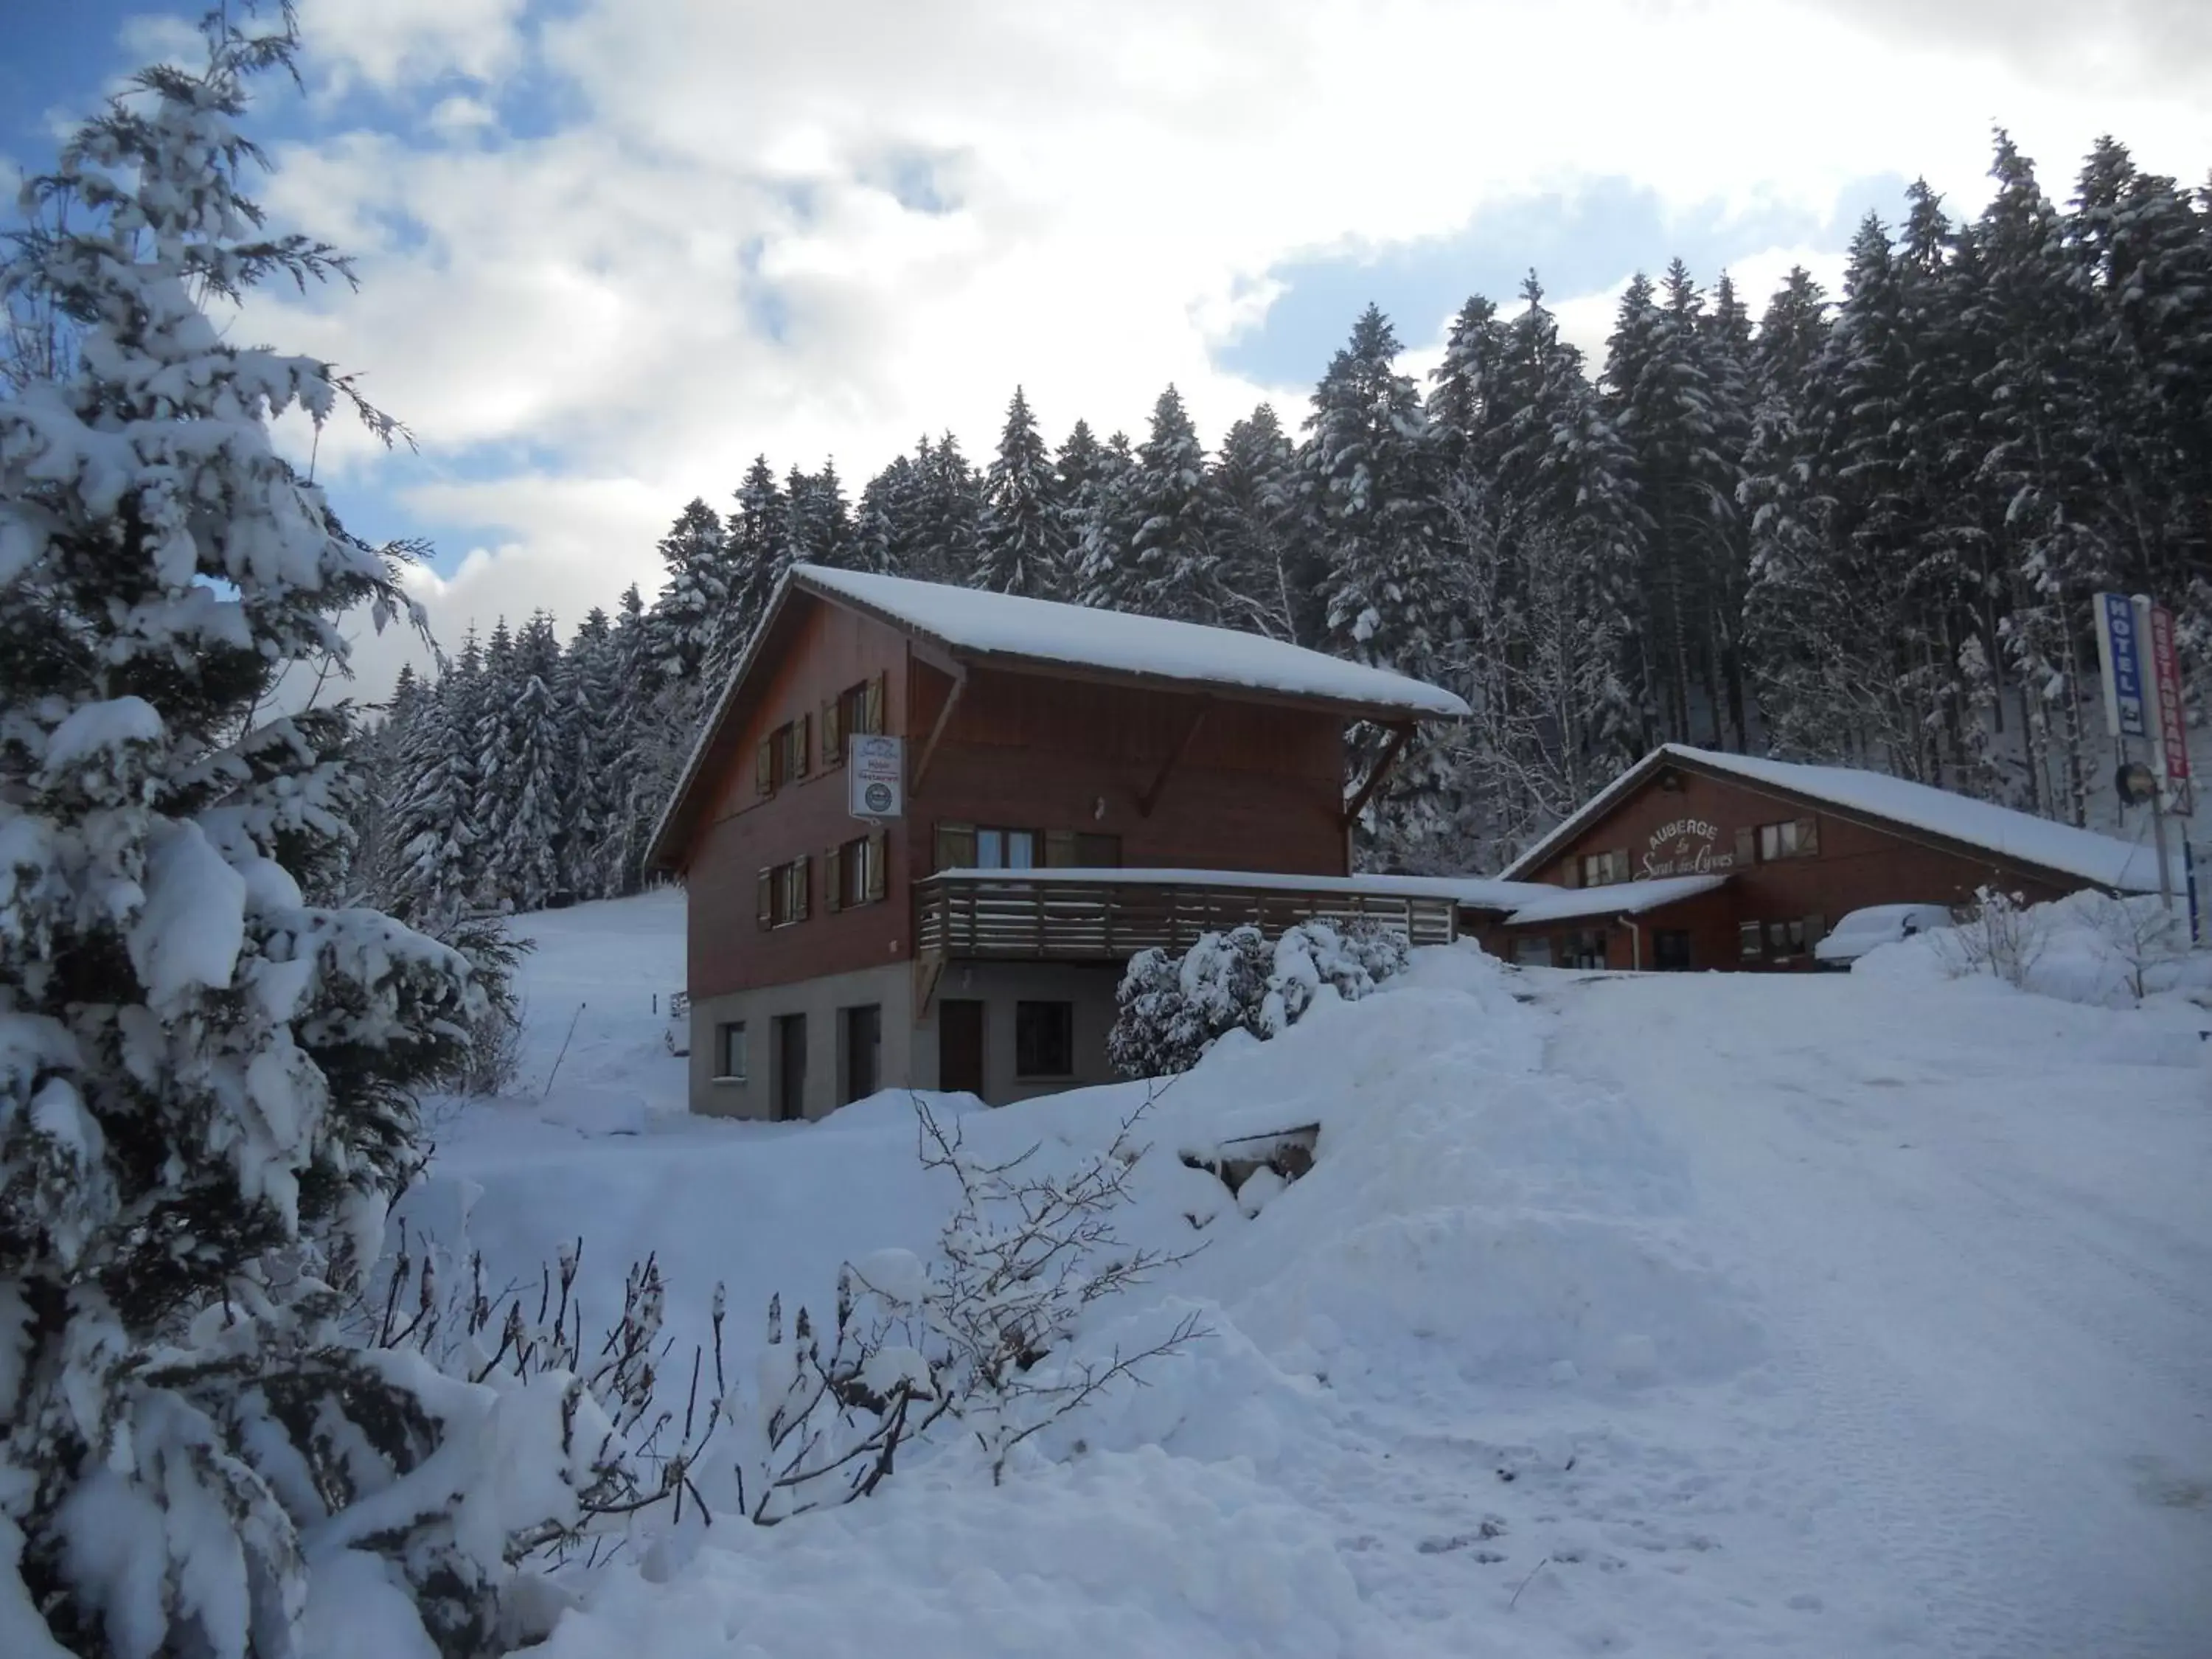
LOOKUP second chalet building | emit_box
[646,565,1470,1120]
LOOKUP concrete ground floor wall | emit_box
[687,958,1123,1119]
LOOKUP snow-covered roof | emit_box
[647,566,1469,873]
[1501,874,1731,927]
[931,867,1470,900]
[790,566,1471,721]
[1346,872,1559,911]
[1498,745,2163,894]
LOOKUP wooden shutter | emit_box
[865,672,886,735]
[1560,854,1582,888]
[791,855,811,921]
[1733,826,1756,866]
[794,713,812,779]
[1077,832,1121,867]
[1612,849,1630,885]
[756,737,773,797]
[1044,829,1078,868]
[865,829,888,902]
[821,698,841,765]
[757,867,773,928]
[1797,817,1819,857]
[934,821,976,872]
[824,843,844,913]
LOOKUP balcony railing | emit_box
[912,868,1458,961]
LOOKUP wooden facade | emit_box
[651,570,1465,1113]
[1476,752,2136,973]
[674,608,1366,1002]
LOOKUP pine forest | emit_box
[358,131,2212,922]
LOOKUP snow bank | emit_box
[1856,888,2212,1011]
[534,1445,1367,1659]
[405,890,2212,1657]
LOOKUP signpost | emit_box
[2145,602,2192,812]
[848,734,905,821]
[2093,590,2149,740]
[2094,593,2192,922]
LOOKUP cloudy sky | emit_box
[11,0,2211,697]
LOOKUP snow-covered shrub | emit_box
[1930,886,2051,989]
[0,14,597,1655]
[1109,919,1412,1078]
[1902,887,2208,1008]
[1263,918,1412,1034]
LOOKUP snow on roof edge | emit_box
[1502,872,1730,926]
[1498,744,2161,894]
[792,564,1470,719]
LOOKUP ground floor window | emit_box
[1653,929,1692,970]
[1739,921,1764,960]
[1759,915,1827,961]
[1512,936,1553,967]
[1015,1000,1075,1078]
[715,1021,747,1081]
[1562,928,1608,969]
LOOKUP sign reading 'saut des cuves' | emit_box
[1639,817,1739,880]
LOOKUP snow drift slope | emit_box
[415,895,2212,1658]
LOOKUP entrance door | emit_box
[844,1004,881,1104]
[775,1014,807,1121]
[939,999,985,1098]
[1653,930,1693,971]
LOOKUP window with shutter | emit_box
[1733,827,1755,866]
[935,821,977,872]
[865,830,888,901]
[755,738,773,797]
[791,854,810,920]
[824,844,844,912]
[864,671,886,734]
[795,713,812,779]
[821,698,841,765]
[1044,830,1077,868]
[756,868,773,928]
[1798,818,1819,856]
[1559,856,1582,888]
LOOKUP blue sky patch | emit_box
[1215,170,1916,383]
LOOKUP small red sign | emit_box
[2147,604,2190,785]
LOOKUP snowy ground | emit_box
[408,892,2212,1658]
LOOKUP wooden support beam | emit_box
[1138,698,1211,818]
[1341,723,1415,831]
[908,667,967,800]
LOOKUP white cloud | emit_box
[294,0,527,91]
[224,0,2211,691]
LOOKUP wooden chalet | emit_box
[644,566,1469,1119]
[1460,744,2163,972]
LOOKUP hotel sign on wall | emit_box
[1639,818,1739,879]
[848,734,905,821]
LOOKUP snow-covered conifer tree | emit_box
[1304,307,1449,681]
[0,13,602,1651]
[1211,404,1306,640]
[1081,385,1220,619]
[975,386,1065,597]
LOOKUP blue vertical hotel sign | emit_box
[2094,591,2149,740]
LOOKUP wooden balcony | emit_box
[911,868,1459,962]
